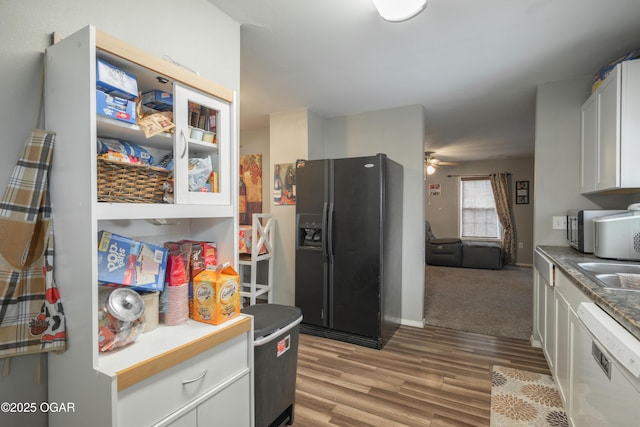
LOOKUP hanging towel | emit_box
[0,129,66,358]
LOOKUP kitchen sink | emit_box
[571,261,640,291]
[575,262,640,275]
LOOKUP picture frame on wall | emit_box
[516,180,529,204]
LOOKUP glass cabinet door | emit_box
[173,82,231,205]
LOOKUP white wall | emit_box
[0,1,239,425]
[269,109,322,305]
[324,104,426,326]
[533,77,635,246]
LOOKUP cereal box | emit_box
[97,231,168,291]
[191,264,240,325]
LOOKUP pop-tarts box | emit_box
[141,90,173,112]
[96,90,137,124]
[96,58,138,100]
[97,231,168,291]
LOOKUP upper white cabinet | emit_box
[45,26,251,427]
[173,82,231,206]
[581,59,640,193]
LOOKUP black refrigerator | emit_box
[294,154,403,349]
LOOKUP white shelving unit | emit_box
[45,26,252,427]
[240,214,275,306]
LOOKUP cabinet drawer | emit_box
[117,332,249,427]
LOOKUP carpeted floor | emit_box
[491,365,568,426]
[424,264,533,340]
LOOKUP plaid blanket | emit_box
[0,129,66,357]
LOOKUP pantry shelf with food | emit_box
[45,25,251,427]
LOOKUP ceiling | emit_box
[208,0,640,163]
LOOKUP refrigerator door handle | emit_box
[327,201,335,261]
[321,201,329,260]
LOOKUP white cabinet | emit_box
[580,59,640,193]
[544,277,556,371]
[173,83,232,206]
[554,270,589,409]
[551,266,590,414]
[44,26,252,427]
[173,374,251,427]
[533,249,555,370]
[580,95,597,193]
[162,374,251,427]
[554,290,570,404]
[534,267,545,346]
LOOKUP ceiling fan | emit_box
[424,151,462,176]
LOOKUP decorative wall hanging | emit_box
[273,162,296,206]
[240,154,263,225]
[516,180,529,204]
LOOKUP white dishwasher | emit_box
[570,302,640,427]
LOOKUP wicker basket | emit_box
[97,158,170,203]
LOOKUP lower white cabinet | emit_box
[163,373,251,427]
[167,412,197,427]
[195,374,251,426]
[554,289,571,404]
[534,268,545,346]
[551,267,590,413]
[543,280,556,371]
[118,328,252,427]
[533,249,555,369]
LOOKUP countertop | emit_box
[537,245,640,341]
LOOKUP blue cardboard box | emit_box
[96,58,139,100]
[96,90,137,124]
[141,90,173,111]
[97,231,168,291]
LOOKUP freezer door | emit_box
[329,156,383,338]
[295,159,329,327]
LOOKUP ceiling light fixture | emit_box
[371,0,428,22]
[426,164,436,175]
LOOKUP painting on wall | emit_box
[240,154,263,225]
[429,183,441,196]
[274,162,296,205]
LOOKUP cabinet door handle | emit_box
[180,130,188,158]
[182,369,207,385]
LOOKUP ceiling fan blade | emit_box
[438,161,463,166]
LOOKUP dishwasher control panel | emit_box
[578,302,640,378]
[592,341,612,379]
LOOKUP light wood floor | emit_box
[291,325,549,427]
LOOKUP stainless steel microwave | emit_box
[566,209,626,253]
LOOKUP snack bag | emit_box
[191,263,240,325]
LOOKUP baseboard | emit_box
[530,335,542,348]
[300,324,382,349]
[516,262,533,268]
[401,318,425,328]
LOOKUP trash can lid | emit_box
[241,304,302,340]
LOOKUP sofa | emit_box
[425,221,503,270]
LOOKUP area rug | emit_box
[424,265,533,340]
[491,365,568,427]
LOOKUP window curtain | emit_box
[489,173,516,265]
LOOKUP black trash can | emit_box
[241,304,303,427]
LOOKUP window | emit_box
[459,177,501,239]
